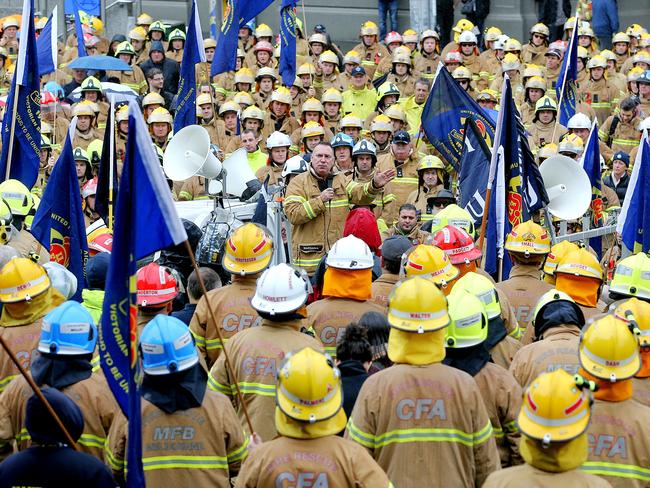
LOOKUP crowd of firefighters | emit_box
[0,6,650,487]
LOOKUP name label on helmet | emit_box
[243,356,277,377]
[588,434,628,458]
[223,314,263,332]
[396,398,446,421]
[60,323,91,334]
[276,472,328,488]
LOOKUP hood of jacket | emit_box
[343,207,382,256]
[26,386,84,445]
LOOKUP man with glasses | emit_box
[284,142,395,275]
[146,68,174,108]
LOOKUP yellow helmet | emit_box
[0,258,51,303]
[343,50,361,65]
[276,347,346,430]
[633,50,650,66]
[523,65,544,79]
[525,75,547,91]
[255,23,273,38]
[87,139,103,164]
[453,19,475,34]
[80,76,102,94]
[301,121,325,139]
[196,92,214,107]
[136,12,154,26]
[241,105,265,122]
[555,248,603,281]
[558,133,584,155]
[73,100,96,118]
[302,97,324,114]
[377,82,401,102]
[504,38,523,52]
[420,29,440,42]
[640,33,650,48]
[148,20,165,34]
[535,96,557,113]
[115,41,135,56]
[628,66,645,82]
[392,45,412,65]
[271,86,293,105]
[308,32,328,45]
[129,26,147,42]
[402,29,419,44]
[0,179,33,217]
[518,369,593,445]
[578,25,594,38]
[73,147,90,163]
[537,142,558,162]
[387,277,450,333]
[222,223,273,275]
[256,66,277,81]
[452,66,472,80]
[234,91,255,107]
[476,89,498,103]
[564,17,577,31]
[609,252,650,300]
[445,289,488,348]
[530,23,550,37]
[599,49,616,62]
[219,100,240,116]
[505,220,551,256]
[115,105,129,123]
[430,204,475,236]
[542,240,579,278]
[612,32,631,44]
[234,67,254,85]
[0,200,12,245]
[147,107,172,125]
[319,50,338,65]
[579,315,641,381]
[501,52,521,71]
[485,27,503,42]
[453,272,501,319]
[577,46,588,59]
[321,87,343,104]
[142,92,165,107]
[383,104,406,122]
[360,21,379,37]
[626,23,645,39]
[40,134,52,151]
[614,298,650,348]
[296,63,315,77]
[587,55,607,70]
[417,155,445,171]
[40,121,53,136]
[204,38,217,49]
[340,114,363,129]
[370,114,393,133]
[403,245,459,286]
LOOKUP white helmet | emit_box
[458,30,477,44]
[494,34,509,50]
[266,131,292,149]
[281,155,308,178]
[639,117,650,132]
[326,235,374,270]
[567,113,592,130]
[250,263,309,315]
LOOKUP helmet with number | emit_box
[80,76,102,94]
[453,272,501,319]
[136,262,178,306]
[270,86,292,105]
[385,31,403,45]
[321,87,343,105]
[331,132,354,150]
[535,96,557,113]
[579,315,641,381]
[39,301,97,355]
[530,23,550,37]
[267,131,292,149]
[343,50,361,65]
[587,55,607,70]
[430,204,475,236]
[256,66,277,81]
[340,114,363,129]
[255,23,273,38]
[485,27,502,43]
[282,155,309,178]
[432,225,482,265]
[518,369,594,446]
[115,41,135,56]
[453,19,475,34]
[614,298,650,347]
[555,248,603,281]
[370,114,393,133]
[140,315,199,375]
[319,50,338,65]
[251,263,309,315]
[0,179,33,217]
[196,92,214,107]
[308,32,328,46]
[148,20,165,34]
[402,29,419,44]
[404,244,459,286]
[301,121,325,139]
[142,92,165,108]
[223,223,273,275]
[384,104,407,123]
[302,97,324,114]
[276,347,346,431]
[234,67,254,85]
[525,75,547,91]
[234,91,254,107]
[391,46,411,65]
[147,107,173,125]
[558,133,584,155]
[501,53,521,71]
[352,139,377,163]
[452,66,472,80]
[360,20,379,37]
[81,177,98,199]
[609,252,650,300]
[504,38,522,52]
[241,105,265,123]
[542,240,579,279]
[567,112,591,130]
[326,235,374,270]
[0,258,50,303]
[73,100,96,118]
[505,220,551,257]
[458,30,477,45]
[129,26,147,42]
[445,289,488,347]
[388,277,450,332]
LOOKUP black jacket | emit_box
[603,172,630,203]
[338,360,369,419]
[171,303,197,326]
[539,0,572,26]
[139,55,180,96]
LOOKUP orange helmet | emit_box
[136,262,178,306]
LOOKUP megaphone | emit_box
[221,148,258,198]
[163,125,223,181]
[539,155,592,221]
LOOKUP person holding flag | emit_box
[556,14,579,127]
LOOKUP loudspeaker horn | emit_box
[221,148,258,197]
[539,155,592,221]
[163,125,223,181]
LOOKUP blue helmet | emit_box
[140,315,198,375]
[331,132,354,149]
[39,301,97,355]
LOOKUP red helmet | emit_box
[88,232,113,255]
[254,40,274,53]
[136,262,178,306]
[41,91,58,105]
[432,225,482,265]
[82,177,98,199]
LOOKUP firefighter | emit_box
[267,87,300,136]
[457,30,487,90]
[0,180,48,261]
[599,96,642,158]
[579,315,650,488]
[305,235,383,357]
[0,258,65,394]
[612,32,632,70]
[509,289,586,388]
[290,98,326,150]
[371,235,412,311]
[541,240,580,285]
[544,44,564,95]
[352,21,390,80]
[78,76,109,129]
[444,289,523,467]
[432,225,482,279]
[484,370,609,487]
[497,220,553,340]
[342,66,377,120]
[527,96,567,153]
[381,203,430,244]
[108,41,148,95]
[313,50,346,92]
[608,252,650,308]
[0,301,117,461]
[521,76,547,126]
[554,248,606,320]
[106,315,249,485]
[584,55,623,125]
[365,82,401,131]
[235,347,392,487]
[283,142,393,275]
[331,132,354,175]
[252,66,277,109]
[385,46,416,99]
[413,30,440,80]
[147,107,173,151]
[522,23,550,66]
[190,223,273,368]
[208,263,322,441]
[346,277,501,487]
[72,101,101,152]
[256,131,291,186]
[136,262,178,329]
[405,156,446,223]
[368,115,393,156]
[321,88,343,138]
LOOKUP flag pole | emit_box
[108,97,115,231]
[477,185,493,257]
[4,85,21,180]
[0,335,79,450]
[183,240,255,435]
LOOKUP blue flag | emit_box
[459,118,492,226]
[99,103,187,488]
[71,0,87,58]
[64,0,100,16]
[579,120,604,257]
[211,0,275,76]
[617,131,650,253]
[209,0,218,40]
[36,6,58,76]
[421,64,496,172]
[30,121,88,302]
[484,75,548,280]
[174,0,206,133]
[0,0,41,189]
[279,0,298,87]
[556,22,578,126]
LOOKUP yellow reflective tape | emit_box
[581,461,650,481]
[142,455,228,471]
[178,191,193,201]
[392,177,418,184]
[105,441,125,470]
[284,195,307,204]
[190,330,206,347]
[79,433,107,448]
[303,200,316,219]
[16,428,30,442]
[612,139,639,146]
[228,435,250,464]
[205,336,226,351]
[207,373,233,395]
[346,419,375,448]
[0,374,17,393]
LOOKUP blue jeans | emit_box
[378,0,398,41]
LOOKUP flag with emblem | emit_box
[556,19,578,126]
[279,0,298,87]
[579,119,604,257]
[99,102,187,488]
[31,119,88,302]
